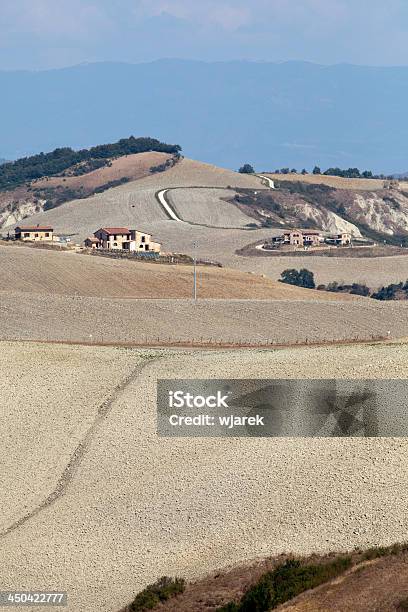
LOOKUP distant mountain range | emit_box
[1,60,408,173]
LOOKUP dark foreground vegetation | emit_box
[121,542,408,611]
[123,577,185,611]
[216,557,351,611]
[280,268,408,300]
[0,136,181,190]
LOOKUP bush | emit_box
[217,604,240,612]
[372,284,399,300]
[279,268,315,289]
[397,597,408,611]
[350,283,370,296]
[128,576,185,611]
[218,557,352,612]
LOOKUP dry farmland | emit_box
[264,172,400,191]
[1,244,408,346]
[0,244,360,301]
[166,187,253,228]
[2,341,408,612]
[3,158,263,241]
[5,156,408,290]
[2,290,408,346]
[221,252,408,288]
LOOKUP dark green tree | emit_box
[279,268,315,289]
[238,164,255,174]
[312,166,321,175]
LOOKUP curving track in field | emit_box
[155,186,256,229]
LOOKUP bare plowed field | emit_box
[0,245,358,300]
[1,342,408,612]
[1,290,407,345]
[166,187,253,227]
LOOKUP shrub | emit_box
[218,557,352,612]
[371,284,399,300]
[279,268,315,289]
[128,576,185,611]
[93,177,130,193]
[350,283,370,296]
[217,604,240,612]
[397,597,408,611]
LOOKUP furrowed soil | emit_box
[0,244,358,301]
[1,342,408,612]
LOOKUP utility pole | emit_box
[193,241,197,301]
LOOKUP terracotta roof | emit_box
[15,225,53,231]
[97,227,130,235]
[85,236,100,242]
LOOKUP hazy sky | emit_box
[2,0,408,70]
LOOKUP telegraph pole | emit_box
[193,241,197,301]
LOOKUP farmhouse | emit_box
[270,229,351,250]
[272,229,322,248]
[84,227,161,253]
[325,232,351,246]
[15,225,54,242]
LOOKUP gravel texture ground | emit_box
[0,344,144,533]
[1,342,408,612]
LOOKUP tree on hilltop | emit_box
[238,163,255,174]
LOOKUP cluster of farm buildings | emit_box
[12,225,161,253]
[11,224,351,255]
[269,229,351,250]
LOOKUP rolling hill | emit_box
[0,136,180,228]
[0,243,356,301]
[5,146,408,291]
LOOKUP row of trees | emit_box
[279,268,408,301]
[0,136,182,190]
[274,166,376,178]
[239,164,395,180]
